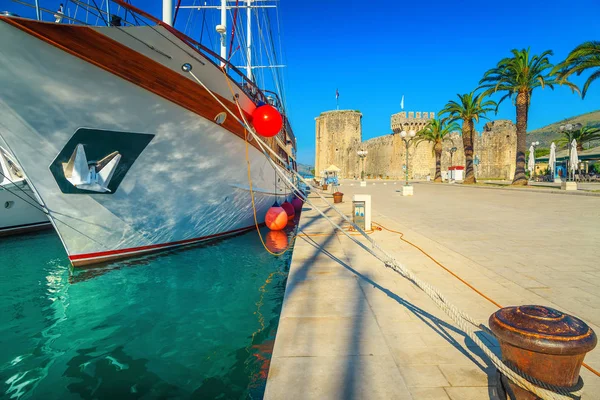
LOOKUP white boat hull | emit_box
[0,20,292,265]
[0,182,51,236]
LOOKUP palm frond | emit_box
[554,41,600,97]
[582,69,600,98]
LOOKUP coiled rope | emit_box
[184,66,587,400]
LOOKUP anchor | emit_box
[62,144,121,193]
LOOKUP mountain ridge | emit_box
[527,110,600,148]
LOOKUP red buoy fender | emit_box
[252,105,283,137]
[281,201,295,220]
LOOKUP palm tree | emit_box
[554,41,600,99]
[415,118,461,182]
[439,92,496,184]
[557,124,600,151]
[479,48,579,185]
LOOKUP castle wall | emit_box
[476,120,517,180]
[315,110,516,180]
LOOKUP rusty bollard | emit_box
[489,305,597,399]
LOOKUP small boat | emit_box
[0,0,296,264]
[0,147,51,236]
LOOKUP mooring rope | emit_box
[184,67,586,400]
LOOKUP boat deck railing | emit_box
[6,0,269,106]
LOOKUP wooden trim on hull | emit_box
[68,224,258,267]
[0,17,263,153]
[0,221,53,237]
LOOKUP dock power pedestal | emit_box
[352,194,371,231]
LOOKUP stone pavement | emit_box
[265,182,600,399]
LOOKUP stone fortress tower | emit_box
[391,111,435,133]
[315,110,362,177]
[315,109,517,180]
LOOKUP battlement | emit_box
[391,111,435,131]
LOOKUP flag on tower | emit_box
[336,88,339,110]
[401,95,404,110]
[336,88,339,100]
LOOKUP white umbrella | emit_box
[548,142,556,178]
[569,139,579,179]
[527,144,535,177]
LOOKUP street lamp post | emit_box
[400,129,416,186]
[530,141,540,180]
[395,129,416,196]
[357,149,368,187]
[449,147,457,182]
[559,123,582,182]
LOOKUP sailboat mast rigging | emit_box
[176,0,280,84]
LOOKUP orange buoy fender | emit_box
[265,206,287,231]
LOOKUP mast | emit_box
[246,0,252,81]
[162,0,173,25]
[219,0,227,66]
[34,0,40,20]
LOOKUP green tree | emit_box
[534,147,550,158]
[479,48,578,185]
[440,92,496,184]
[556,124,600,151]
[554,41,600,99]
[415,118,461,182]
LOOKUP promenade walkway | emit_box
[265,182,600,399]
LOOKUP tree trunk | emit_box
[462,119,476,184]
[512,90,529,185]
[434,141,443,182]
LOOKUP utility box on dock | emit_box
[352,194,371,231]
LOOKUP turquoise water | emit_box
[0,227,293,399]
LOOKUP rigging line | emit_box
[172,0,182,26]
[183,0,198,36]
[90,0,108,26]
[125,0,142,26]
[189,3,201,37]
[199,1,207,43]
[255,8,283,103]
[273,6,287,112]
[253,8,267,89]
[265,10,286,112]
[229,7,248,75]
[227,0,240,61]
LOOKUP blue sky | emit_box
[3,0,599,165]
